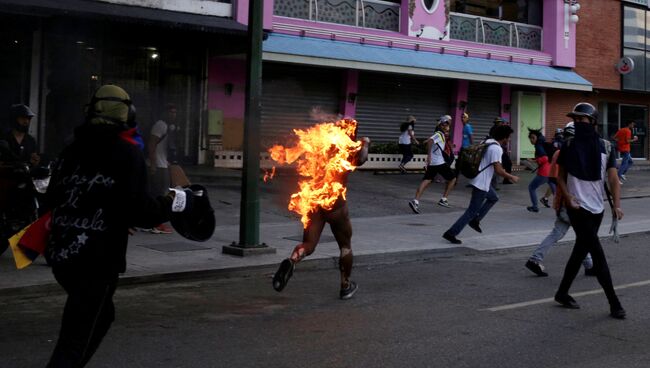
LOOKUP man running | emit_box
[272,121,370,300]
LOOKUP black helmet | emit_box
[10,104,35,119]
[170,184,215,242]
[567,102,598,122]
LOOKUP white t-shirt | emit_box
[428,131,446,166]
[470,139,503,192]
[565,148,615,214]
[150,120,169,169]
[399,125,414,144]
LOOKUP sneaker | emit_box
[150,224,173,234]
[539,198,550,208]
[619,179,624,186]
[526,206,539,213]
[525,260,548,277]
[409,200,420,214]
[340,281,358,300]
[554,293,580,309]
[272,259,295,292]
[398,164,407,174]
[437,198,450,208]
[442,231,462,244]
[584,267,598,277]
[468,218,482,233]
[620,174,627,182]
[610,305,626,319]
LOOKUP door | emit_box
[619,105,647,159]
[511,91,544,162]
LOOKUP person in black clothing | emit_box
[44,85,178,367]
[1,104,40,166]
[554,102,626,320]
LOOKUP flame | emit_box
[263,166,276,183]
[268,119,362,228]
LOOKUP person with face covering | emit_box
[554,102,626,320]
[44,85,177,367]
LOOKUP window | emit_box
[449,0,542,26]
[622,5,650,91]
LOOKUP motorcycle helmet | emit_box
[170,184,215,242]
[86,85,137,129]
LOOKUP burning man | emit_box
[270,118,370,300]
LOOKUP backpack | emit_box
[457,141,499,179]
[400,122,411,133]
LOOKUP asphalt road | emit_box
[2,232,650,368]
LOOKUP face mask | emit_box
[14,123,29,133]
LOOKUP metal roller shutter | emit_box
[261,63,341,146]
[355,72,451,143]
[466,82,501,140]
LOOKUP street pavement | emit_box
[2,165,650,293]
[2,232,650,367]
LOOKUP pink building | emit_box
[212,0,590,163]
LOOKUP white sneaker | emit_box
[438,198,450,208]
[619,179,624,186]
[409,200,420,214]
[621,174,627,181]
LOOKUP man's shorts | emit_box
[423,164,455,181]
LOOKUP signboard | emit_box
[616,57,635,75]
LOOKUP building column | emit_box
[451,80,469,152]
[501,84,511,122]
[543,0,577,67]
[340,69,359,118]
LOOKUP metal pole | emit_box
[239,0,263,247]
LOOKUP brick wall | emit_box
[574,0,622,90]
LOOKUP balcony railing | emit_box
[274,0,400,32]
[449,12,542,51]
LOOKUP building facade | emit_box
[547,0,650,161]
[212,0,590,165]
[0,0,246,164]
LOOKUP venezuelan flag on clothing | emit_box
[9,212,51,269]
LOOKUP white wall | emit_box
[96,0,232,17]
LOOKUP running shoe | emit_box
[272,259,295,292]
[526,206,539,213]
[398,164,407,174]
[468,219,482,233]
[610,304,626,319]
[539,197,550,208]
[442,231,462,244]
[438,198,450,208]
[340,281,358,300]
[409,200,420,214]
[620,174,627,182]
[554,293,580,309]
[525,260,548,277]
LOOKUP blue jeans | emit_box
[528,175,555,209]
[618,151,633,177]
[529,208,593,268]
[447,186,498,236]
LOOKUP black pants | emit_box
[557,208,620,307]
[399,144,413,165]
[47,271,119,368]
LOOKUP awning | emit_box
[0,0,247,34]
[263,33,592,91]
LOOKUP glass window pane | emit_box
[622,48,645,91]
[624,6,645,50]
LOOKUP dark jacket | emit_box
[44,124,171,274]
[0,130,37,164]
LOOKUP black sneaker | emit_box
[610,305,626,319]
[527,206,539,213]
[442,231,462,244]
[408,200,420,214]
[540,198,550,208]
[468,219,482,233]
[554,293,580,309]
[340,281,358,300]
[584,267,598,277]
[525,260,548,277]
[272,259,295,292]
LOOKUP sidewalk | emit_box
[2,167,650,294]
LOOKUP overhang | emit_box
[263,33,592,91]
[0,0,247,34]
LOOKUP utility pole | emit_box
[223,0,275,256]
